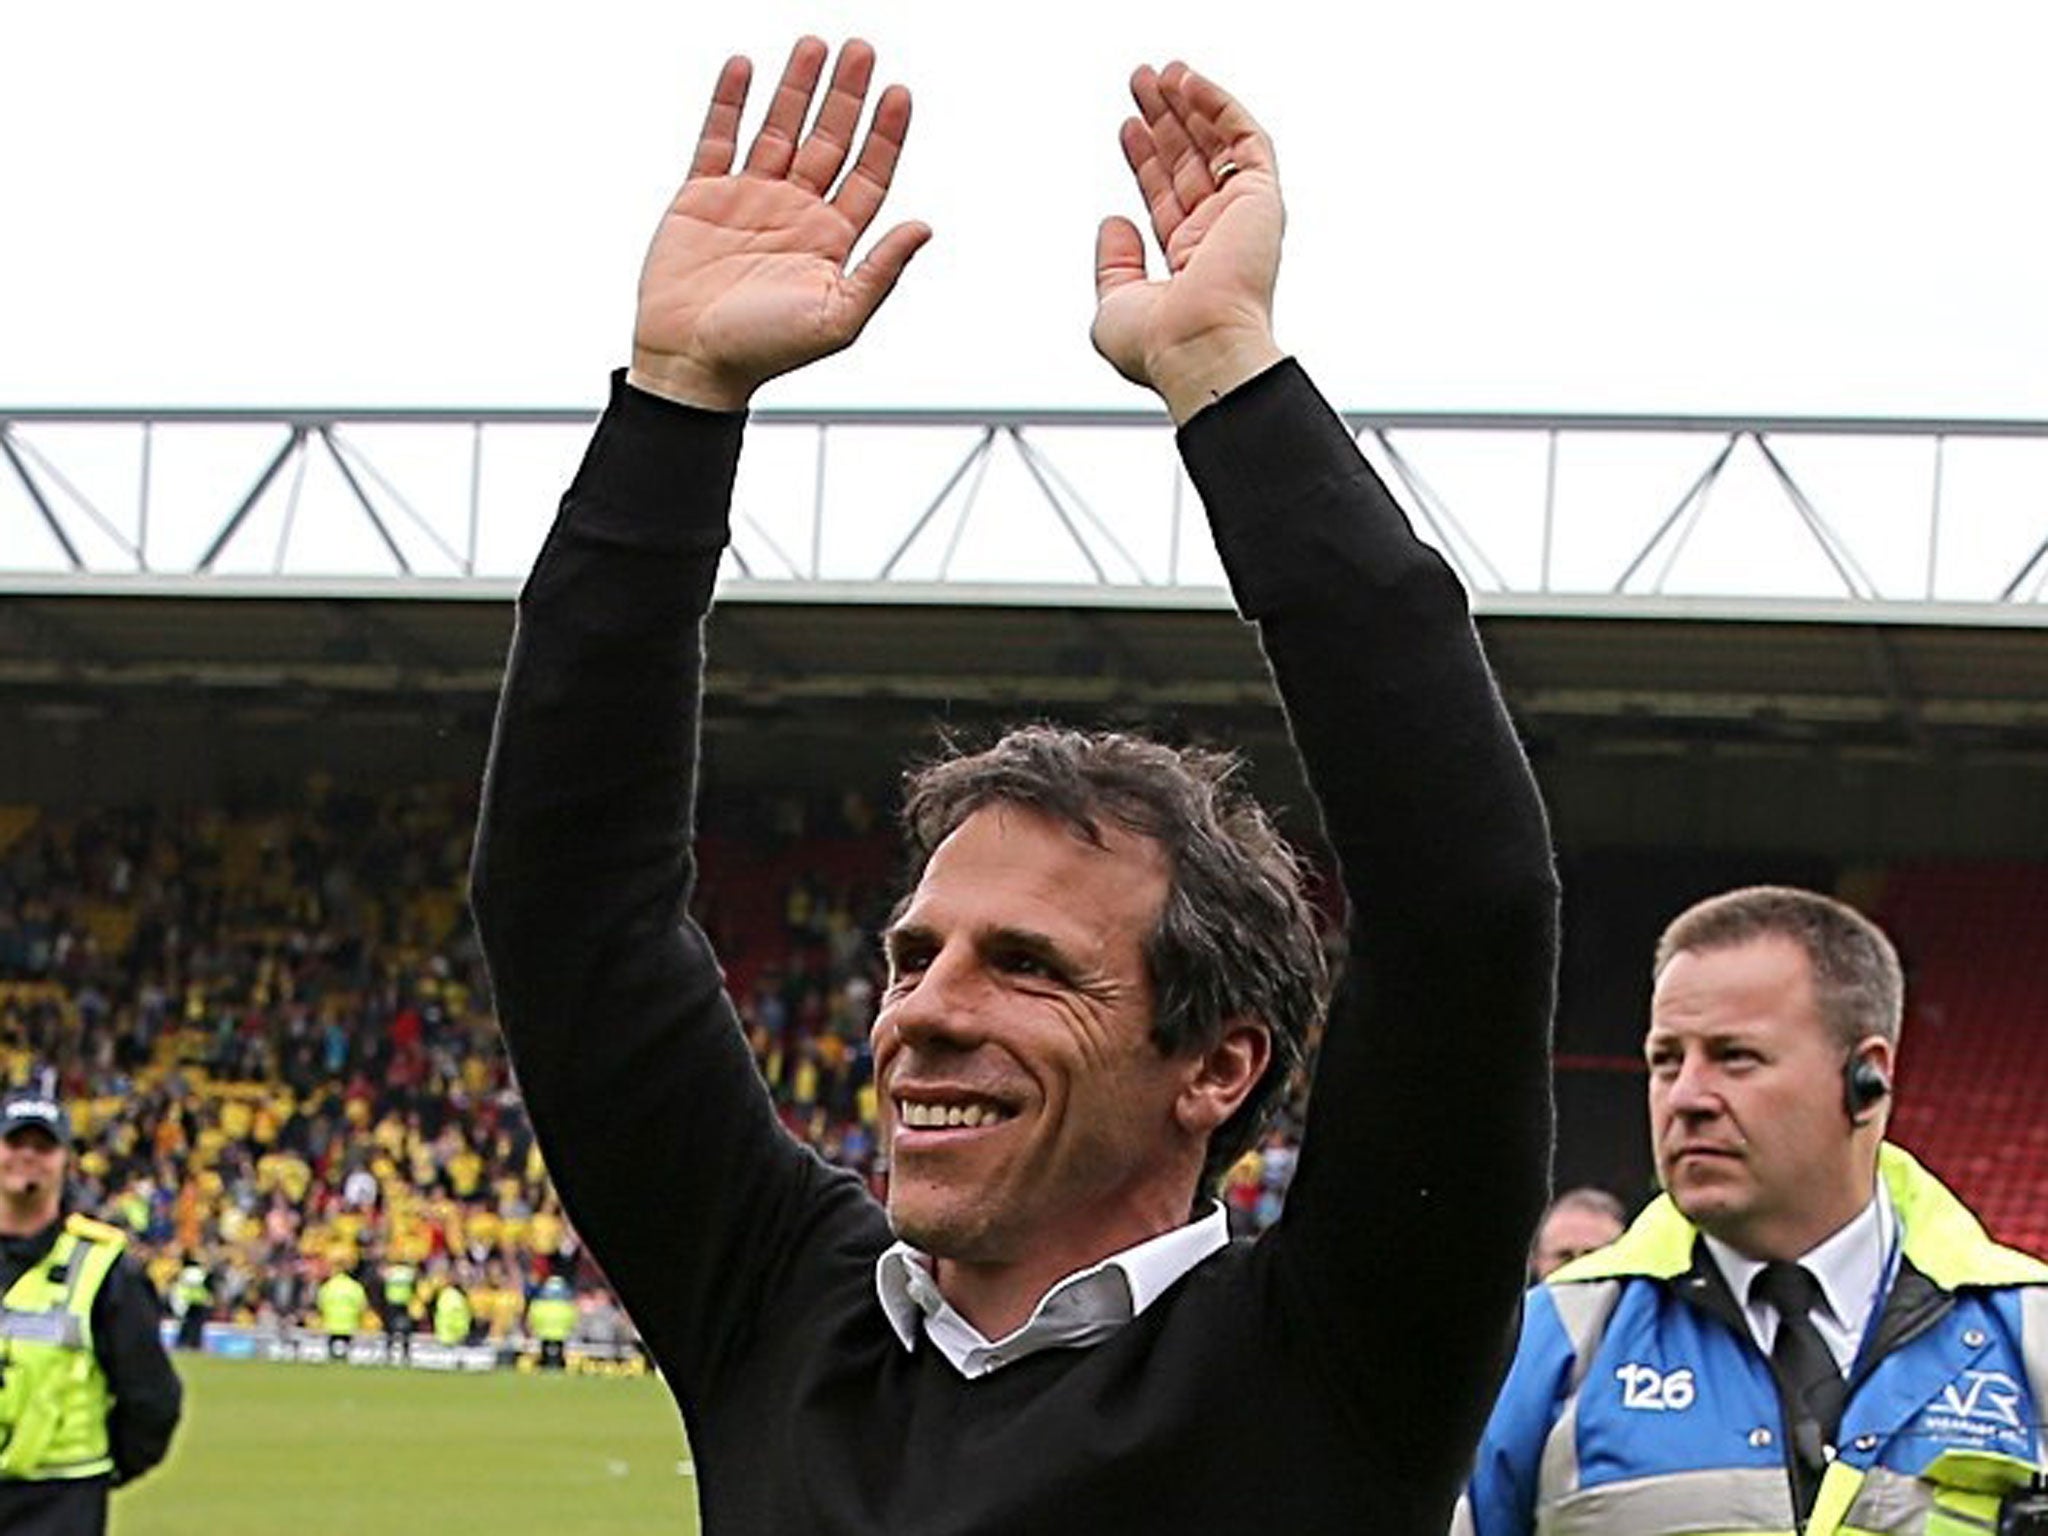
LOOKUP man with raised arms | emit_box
[472,37,1557,1532]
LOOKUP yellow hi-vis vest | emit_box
[173,1265,209,1314]
[433,1285,472,1346]
[383,1264,417,1310]
[528,1296,577,1344]
[0,1215,124,1481]
[316,1273,368,1337]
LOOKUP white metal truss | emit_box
[2,405,2046,614]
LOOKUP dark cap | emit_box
[0,1092,68,1145]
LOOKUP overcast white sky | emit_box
[3,2,2046,596]
[6,0,2047,418]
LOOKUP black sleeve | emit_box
[1180,361,1558,1477]
[470,374,882,1411]
[93,1253,183,1486]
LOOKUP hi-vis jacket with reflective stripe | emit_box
[0,1215,124,1481]
[1458,1146,2048,1536]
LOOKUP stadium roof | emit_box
[3,405,2044,850]
[2,580,2044,759]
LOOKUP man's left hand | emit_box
[1092,63,1287,424]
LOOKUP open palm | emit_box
[1092,64,1284,423]
[631,39,929,410]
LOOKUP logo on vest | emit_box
[1939,1371,2022,1428]
[1919,1369,2029,1452]
[1616,1362,1696,1411]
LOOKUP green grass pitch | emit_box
[117,1355,699,1535]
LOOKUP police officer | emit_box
[526,1276,576,1371]
[1460,887,2048,1536]
[0,1090,182,1536]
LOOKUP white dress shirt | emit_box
[1704,1181,1898,1375]
[875,1204,1231,1379]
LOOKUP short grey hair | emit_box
[1653,885,1903,1049]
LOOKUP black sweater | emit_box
[471,360,1558,1533]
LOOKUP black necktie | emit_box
[1752,1261,1847,1516]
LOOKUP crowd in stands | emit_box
[0,780,1312,1353]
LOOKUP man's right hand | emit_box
[628,37,930,412]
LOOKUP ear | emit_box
[1852,1034,1897,1126]
[1174,1018,1274,1138]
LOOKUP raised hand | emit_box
[1092,64,1286,424]
[629,37,931,410]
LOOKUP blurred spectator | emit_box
[1528,1186,1628,1281]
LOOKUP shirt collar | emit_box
[1705,1178,1895,1358]
[875,1203,1231,1378]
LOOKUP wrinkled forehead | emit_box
[897,802,1169,922]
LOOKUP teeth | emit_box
[898,1100,1009,1130]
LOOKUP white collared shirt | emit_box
[875,1204,1231,1379]
[1704,1180,1897,1375]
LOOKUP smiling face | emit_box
[875,803,1218,1300]
[0,1126,67,1234]
[1646,935,1886,1261]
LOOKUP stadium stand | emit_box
[2,775,2041,1361]
[0,785,610,1355]
[1873,862,2048,1257]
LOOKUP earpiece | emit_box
[1842,1052,1891,1124]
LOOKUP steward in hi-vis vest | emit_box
[1459,888,2048,1536]
[1461,1145,2048,1536]
[527,1277,577,1370]
[171,1259,211,1351]
[433,1280,473,1347]
[314,1270,370,1362]
[0,1091,183,1536]
[380,1260,419,1362]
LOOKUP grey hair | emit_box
[899,724,1330,1194]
